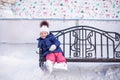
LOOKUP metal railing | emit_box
[51,26,120,62]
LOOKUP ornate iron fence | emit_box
[51,26,120,62]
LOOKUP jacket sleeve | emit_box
[37,38,42,48]
[51,35,60,47]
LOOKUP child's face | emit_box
[40,31,48,39]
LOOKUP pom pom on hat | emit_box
[40,25,49,34]
[40,21,49,27]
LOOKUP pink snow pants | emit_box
[46,52,66,63]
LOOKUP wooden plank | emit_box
[40,58,120,62]
[66,58,120,62]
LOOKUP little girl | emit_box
[37,21,67,73]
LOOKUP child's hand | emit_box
[49,44,56,51]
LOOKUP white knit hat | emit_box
[40,25,49,34]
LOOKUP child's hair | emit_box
[40,21,49,28]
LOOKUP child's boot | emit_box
[54,62,67,70]
[46,60,54,73]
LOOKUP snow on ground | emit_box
[0,43,120,80]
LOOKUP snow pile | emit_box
[0,55,120,80]
[37,63,120,80]
[0,43,120,80]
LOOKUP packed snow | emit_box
[0,43,120,80]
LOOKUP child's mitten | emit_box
[49,44,56,51]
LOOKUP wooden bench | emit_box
[38,26,120,67]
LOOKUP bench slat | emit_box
[66,58,120,62]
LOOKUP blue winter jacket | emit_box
[37,32,63,57]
